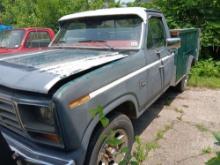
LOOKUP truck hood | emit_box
[0,48,127,94]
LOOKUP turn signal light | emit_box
[29,132,60,144]
[68,95,90,109]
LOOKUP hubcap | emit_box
[97,129,129,165]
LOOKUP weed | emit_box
[213,132,220,143]
[195,124,209,132]
[202,147,212,154]
[189,59,220,89]
[155,124,173,141]
[206,132,220,165]
[133,136,147,163]
[90,106,174,165]
[177,116,182,121]
[174,108,184,114]
[146,141,159,151]
[90,106,159,165]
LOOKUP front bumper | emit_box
[2,132,75,165]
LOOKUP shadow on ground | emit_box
[132,88,181,136]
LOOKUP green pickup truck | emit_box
[0,7,200,165]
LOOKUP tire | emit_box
[176,75,188,92]
[85,113,134,165]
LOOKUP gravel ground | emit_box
[132,88,220,165]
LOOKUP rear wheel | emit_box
[176,75,188,92]
[86,113,134,165]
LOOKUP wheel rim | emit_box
[97,129,129,165]
[184,76,188,88]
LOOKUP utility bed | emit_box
[171,28,200,82]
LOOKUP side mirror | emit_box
[166,38,181,49]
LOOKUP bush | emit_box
[190,59,220,78]
[188,59,220,88]
[130,0,220,59]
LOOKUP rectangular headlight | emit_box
[18,104,55,133]
[18,104,62,145]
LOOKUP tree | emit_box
[0,0,120,31]
[131,0,220,58]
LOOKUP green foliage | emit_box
[90,106,161,164]
[155,124,173,141]
[133,136,147,163]
[0,0,119,31]
[132,0,220,58]
[202,147,212,154]
[206,153,220,165]
[89,105,109,127]
[1,0,219,57]
[188,59,220,88]
[145,141,159,151]
[190,59,220,78]
[213,132,220,144]
[206,132,220,165]
[189,76,220,89]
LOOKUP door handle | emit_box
[159,65,164,69]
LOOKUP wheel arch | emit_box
[80,94,139,164]
[187,55,196,74]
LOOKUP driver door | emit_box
[144,16,167,104]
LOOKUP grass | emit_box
[202,146,213,154]
[155,124,173,141]
[195,123,209,132]
[132,124,173,163]
[146,141,160,151]
[188,59,220,89]
[188,76,220,89]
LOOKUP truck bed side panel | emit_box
[170,28,200,81]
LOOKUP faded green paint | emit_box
[172,28,200,81]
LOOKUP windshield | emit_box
[51,15,143,49]
[0,30,25,49]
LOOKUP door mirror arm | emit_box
[166,38,181,49]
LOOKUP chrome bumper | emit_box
[2,133,75,165]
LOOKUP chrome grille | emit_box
[0,99,23,133]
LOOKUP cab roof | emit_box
[59,7,157,23]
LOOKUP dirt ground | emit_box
[132,88,220,165]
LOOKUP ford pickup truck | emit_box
[0,28,55,55]
[0,7,200,165]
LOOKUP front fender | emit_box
[79,94,138,163]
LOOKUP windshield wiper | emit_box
[78,40,115,51]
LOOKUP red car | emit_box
[0,28,55,55]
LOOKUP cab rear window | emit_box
[25,31,51,48]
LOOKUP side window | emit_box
[147,17,166,49]
[25,31,51,48]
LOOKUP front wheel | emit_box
[86,113,134,165]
